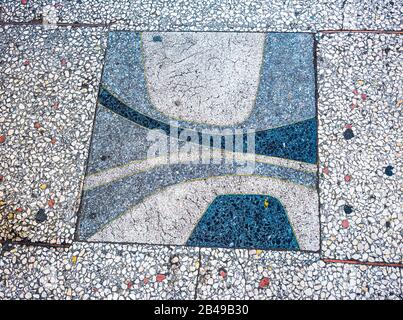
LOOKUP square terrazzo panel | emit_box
[77,31,320,252]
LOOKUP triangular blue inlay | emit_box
[186,194,299,250]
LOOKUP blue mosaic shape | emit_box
[186,194,299,250]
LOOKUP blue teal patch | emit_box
[186,194,299,250]
[152,35,162,42]
[384,165,394,176]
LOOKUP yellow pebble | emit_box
[19,231,28,238]
[194,261,200,269]
[39,183,47,190]
[71,256,77,264]
[0,200,6,207]
[357,80,364,86]
[264,198,269,208]
[256,249,263,255]
[7,212,14,220]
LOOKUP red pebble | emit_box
[34,122,41,129]
[361,94,367,101]
[16,207,23,212]
[345,124,352,129]
[21,0,27,5]
[51,137,57,145]
[259,277,270,289]
[342,219,349,229]
[48,199,55,208]
[322,167,329,175]
[143,277,149,285]
[352,89,359,95]
[0,175,3,182]
[23,59,30,66]
[126,281,133,289]
[60,58,67,66]
[344,175,351,182]
[0,135,6,144]
[156,274,166,282]
[219,270,227,278]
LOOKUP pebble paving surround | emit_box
[0,0,401,31]
[0,1,402,299]
[77,31,319,248]
[0,25,107,244]
[318,33,402,264]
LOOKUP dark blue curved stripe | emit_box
[99,88,317,164]
[186,194,299,250]
[255,118,317,164]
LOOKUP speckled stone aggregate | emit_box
[197,248,402,300]
[0,25,107,244]
[0,243,401,300]
[318,33,402,264]
[78,30,319,247]
[0,0,401,31]
[0,242,199,300]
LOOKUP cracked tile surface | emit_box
[197,248,401,300]
[142,32,265,126]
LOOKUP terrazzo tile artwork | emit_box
[77,32,320,251]
[1,0,402,302]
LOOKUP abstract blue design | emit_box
[77,31,319,250]
[79,162,316,240]
[186,194,299,250]
[99,88,317,163]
